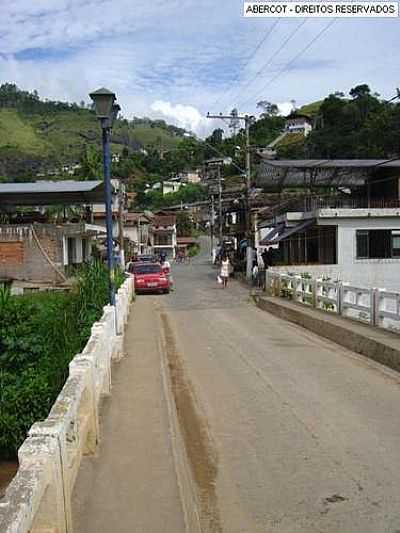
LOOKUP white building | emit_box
[285,113,313,136]
[162,180,184,195]
[176,169,201,184]
[263,208,400,291]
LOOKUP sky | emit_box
[1,0,399,136]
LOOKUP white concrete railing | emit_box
[0,277,134,533]
[265,270,400,334]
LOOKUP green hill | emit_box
[298,101,323,118]
[0,84,184,180]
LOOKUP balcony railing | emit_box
[264,196,400,220]
[303,197,400,211]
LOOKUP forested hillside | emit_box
[0,84,185,180]
[277,85,400,159]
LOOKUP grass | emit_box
[125,124,181,150]
[276,132,304,147]
[0,110,51,154]
[298,100,323,117]
[0,107,182,167]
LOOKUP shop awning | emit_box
[260,219,315,245]
[259,224,285,245]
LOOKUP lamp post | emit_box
[89,88,120,306]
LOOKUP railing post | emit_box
[312,279,317,308]
[277,273,282,297]
[265,270,270,295]
[339,281,346,316]
[371,288,379,327]
[338,282,345,316]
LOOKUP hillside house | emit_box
[176,169,201,184]
[285,113,313,136]
[162,180,184,195]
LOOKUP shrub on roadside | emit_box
[0,261,124,459]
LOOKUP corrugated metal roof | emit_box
[260,159,400,168]
[0,180,103,194]
[0,180,108,207]
[256,159,400,189]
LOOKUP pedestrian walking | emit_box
[220,253,230,289]
[252,260,259,287]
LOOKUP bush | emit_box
[187,244,200,257]
[0,261,122,459]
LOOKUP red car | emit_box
[131,262,170,294]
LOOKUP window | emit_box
[132,264,161,274]
[356,231,369,259]
[82,239,88,262]
[67,237,76,264]
[356,230,400,259]
[392,231,400,257]
[154,233,172,246]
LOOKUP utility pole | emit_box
[117,183,125,269]
[207,112,255,279]
[217,163,223,243]
[210,194,215,260]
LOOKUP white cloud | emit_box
[277,102,294,116]
[150,100,215,137]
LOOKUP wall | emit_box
[273,215,400,291]
[273,262,400,291]
[0,225,64,284]
[0,277,134,533]
[329,216,400,290]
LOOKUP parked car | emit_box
[131,262,170,294]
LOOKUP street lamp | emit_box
[89,87,120,306]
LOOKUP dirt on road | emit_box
[160,311,221,533]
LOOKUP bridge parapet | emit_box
[265,270,400,334]
[0,277,134,533]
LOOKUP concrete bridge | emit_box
[2,241,400,532]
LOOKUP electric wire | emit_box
[209,19,281,112]
[239,18,337,108]
[228,19,308,110]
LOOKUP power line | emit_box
[209,19,281,112]
[193,135,246,175]
[239,18,337,108]
[228,19,307,110]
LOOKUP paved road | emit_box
[161,240,400,532]
[73,240,400,532]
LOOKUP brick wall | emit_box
[0,226,64,284]
[0,242,24,264]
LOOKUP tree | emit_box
[176,211,193,236]
[207,128,224,146]
[79,145,102,180]
[349,84,371,99]
[257,100,279,117]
